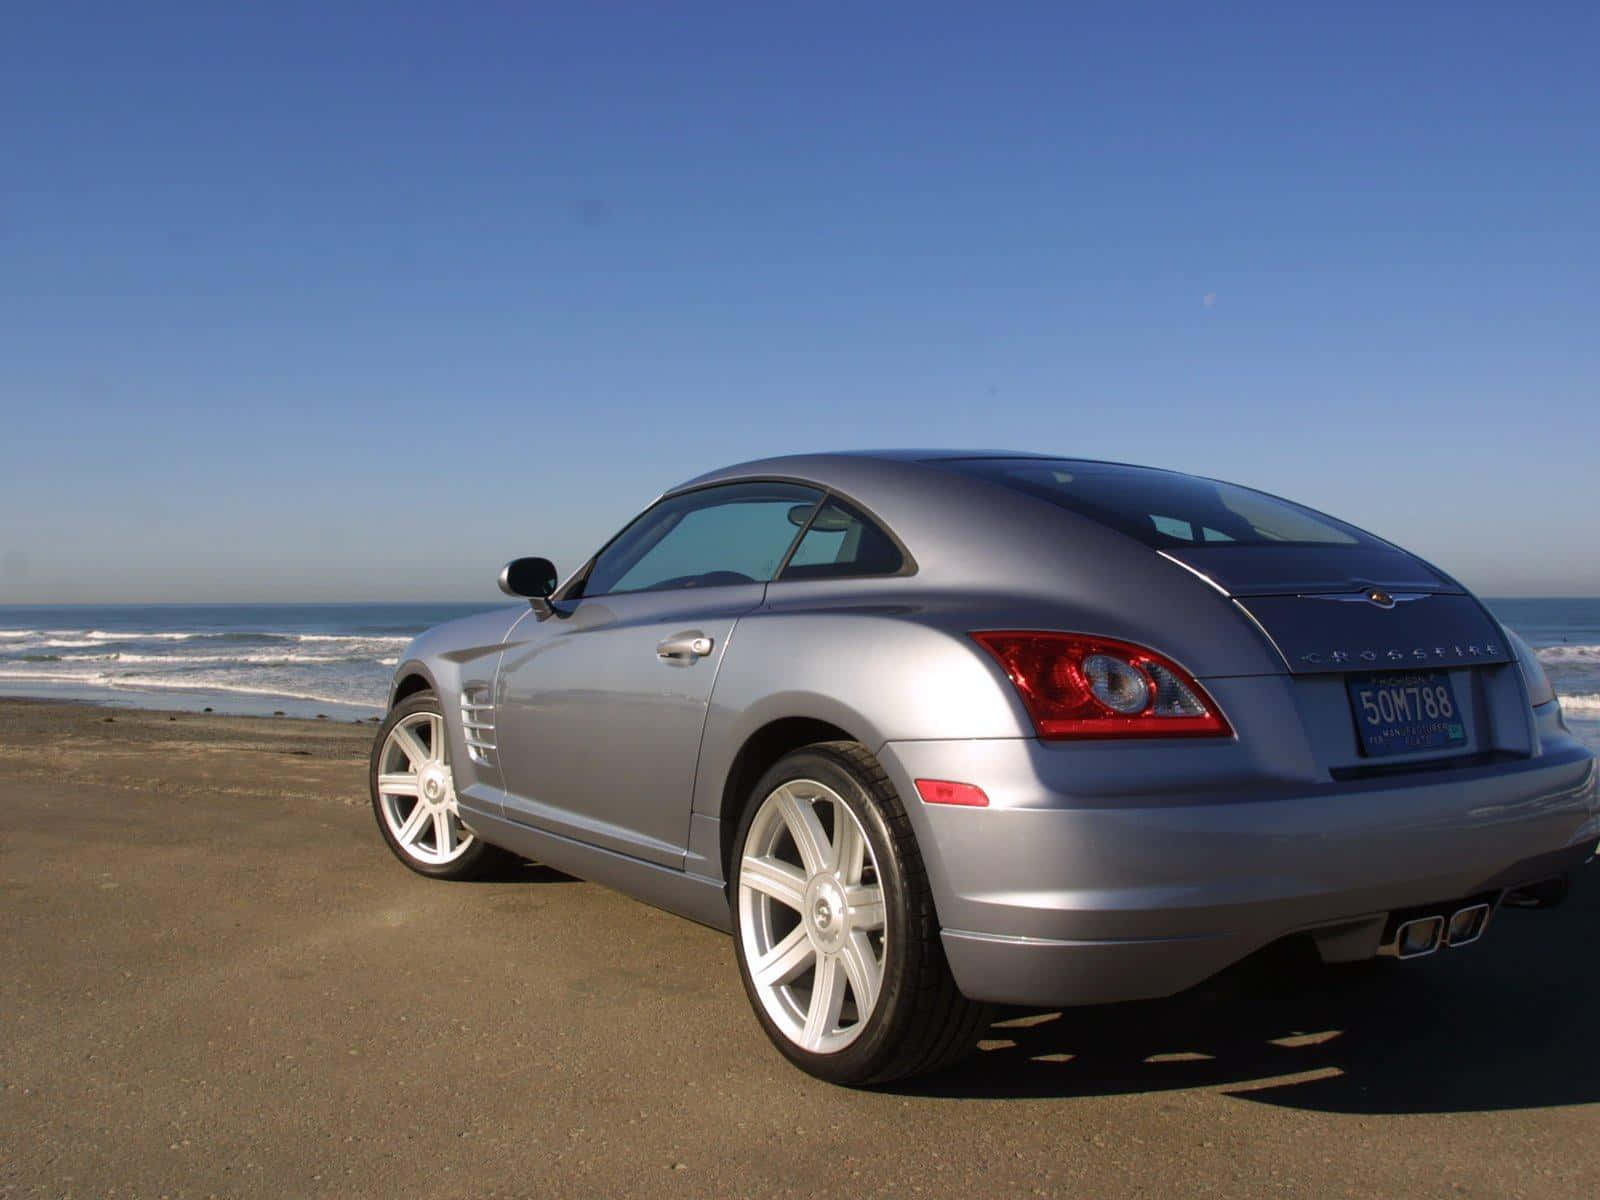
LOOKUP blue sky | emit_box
[2,1,1596,601]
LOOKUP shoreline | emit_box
[0,681,382,722]
[0,698,375,812]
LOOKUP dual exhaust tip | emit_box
[1388,903,1492,959]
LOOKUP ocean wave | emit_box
[0,649,393,667]
[0,666,114,685]
[1560,693,1600,714]
[1537,644,1600,663]
[294,633,412,646]
[105,651,385,667]
[0,665,382,708]
[104,674,382,708]
[0,627,413,647]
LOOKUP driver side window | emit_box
[583,482,822,597]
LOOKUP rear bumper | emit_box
[877,731,1598,1007]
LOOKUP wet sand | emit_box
[2,698,1597,1198]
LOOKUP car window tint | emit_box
[942,459,1367,549]
[1150,515,1239,544]
[585,482,821,596]
[779,499,905,580]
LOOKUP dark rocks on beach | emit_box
[316,713,327,720]
[203,707,213,713]
[101,716,114,723]
[273,710,285,717]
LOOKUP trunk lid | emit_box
[1160,545,1454,597]
[1161,546,1512,676]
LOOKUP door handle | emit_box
[656,631,714,661]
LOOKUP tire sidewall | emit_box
[731,745,917,1085]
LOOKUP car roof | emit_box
[673,449,1162,493]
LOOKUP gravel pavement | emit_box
[2,700,1596,1198]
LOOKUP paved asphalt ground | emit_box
[2,700,1597,1198]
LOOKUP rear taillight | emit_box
[972,631,1232,739]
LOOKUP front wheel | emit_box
[731,741,993,1085]
[370,691,508,879]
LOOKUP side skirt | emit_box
[460,802,734,934]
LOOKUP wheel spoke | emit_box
[377,772,419,797]
[390,725,430,771]
[802,954,847,1050]
[844,884,885,931]
[427,714,446,763]
[839,931,882,1018]
[775,785,832,877]
[752,924,814,988]
[830,805,866,883]
[396,801,430,845]
[740,854,807,912]
[433,811,454,855]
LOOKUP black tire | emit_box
[730,740,994,1085]
[369,691,515,880]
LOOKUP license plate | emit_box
[1346,671,1467,758]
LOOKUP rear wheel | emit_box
[731,741,993,1084]
[370,691,509,879]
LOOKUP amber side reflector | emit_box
[914,779,990,807]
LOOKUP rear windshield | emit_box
[942,459,1378,549]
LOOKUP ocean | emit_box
[0,598,1597,748]
[0,603,501,720]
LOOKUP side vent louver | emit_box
[460,685,497,768]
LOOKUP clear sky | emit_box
[3,1,1597,602]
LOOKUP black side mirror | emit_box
[498,557,559,616]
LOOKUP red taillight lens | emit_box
[972,632,1232,739]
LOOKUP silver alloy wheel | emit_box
[375,711,475,867]
[738,779,888,1054]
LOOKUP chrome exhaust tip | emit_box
[1445,903,1491,947]
[1393,915,1445,959]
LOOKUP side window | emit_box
[583,482,822,597]
[779,498,906,581]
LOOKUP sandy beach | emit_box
[3,697,1598,1198]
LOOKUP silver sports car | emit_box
[370,451,1598,1084]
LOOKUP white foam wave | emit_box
[0,666,108,685]
[104,675,381,708]
[3,648,396,666]
[106,651,381,666]
[0,665,381,708]
[84,630,195,641]
[1537,644,1600,663]
[0,627,412,647]
[1559,693,1600,714]
[294,634,412,646]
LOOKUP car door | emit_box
[494,481,823,868]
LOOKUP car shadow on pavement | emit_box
[466,858,580,886]
[901,872,1598,1113]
